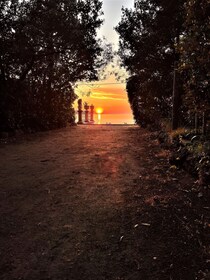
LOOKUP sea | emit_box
[75,113,135,125]
[97,114,134,125]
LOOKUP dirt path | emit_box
[0,126,207,280]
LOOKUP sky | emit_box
[75,0,134,123]
[98,0,134,50]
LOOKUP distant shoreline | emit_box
[78,124,136,126]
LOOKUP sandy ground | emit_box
[0,126,208,280]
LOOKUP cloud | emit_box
[91,95,125,100]
[91,93,125,101]
[92,86,126,96]
[84,83,128,101]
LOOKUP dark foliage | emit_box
[116,0,185,127]
[116,0,209,129]
[178,0,210,118]
[0,0,106,132]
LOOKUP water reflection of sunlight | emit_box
[97,113,101,124]
[96,108,103,125]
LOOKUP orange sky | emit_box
[75,76,132,115]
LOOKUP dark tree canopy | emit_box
[116,0,209,129]
[0,0,108,131]
[178,0,210,115]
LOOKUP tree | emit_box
[116,0,185,128]
[178,0,210,131]
[0,0,106,131]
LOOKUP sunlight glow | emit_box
[96,107,103,124]
[96,107,104,114]
[97,113,101,125]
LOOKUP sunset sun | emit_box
[96,107,104,114]
[96,107,104,124]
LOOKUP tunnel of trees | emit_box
[116,0,209,131]
[0,0,110,132]
[0,0,209,133]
